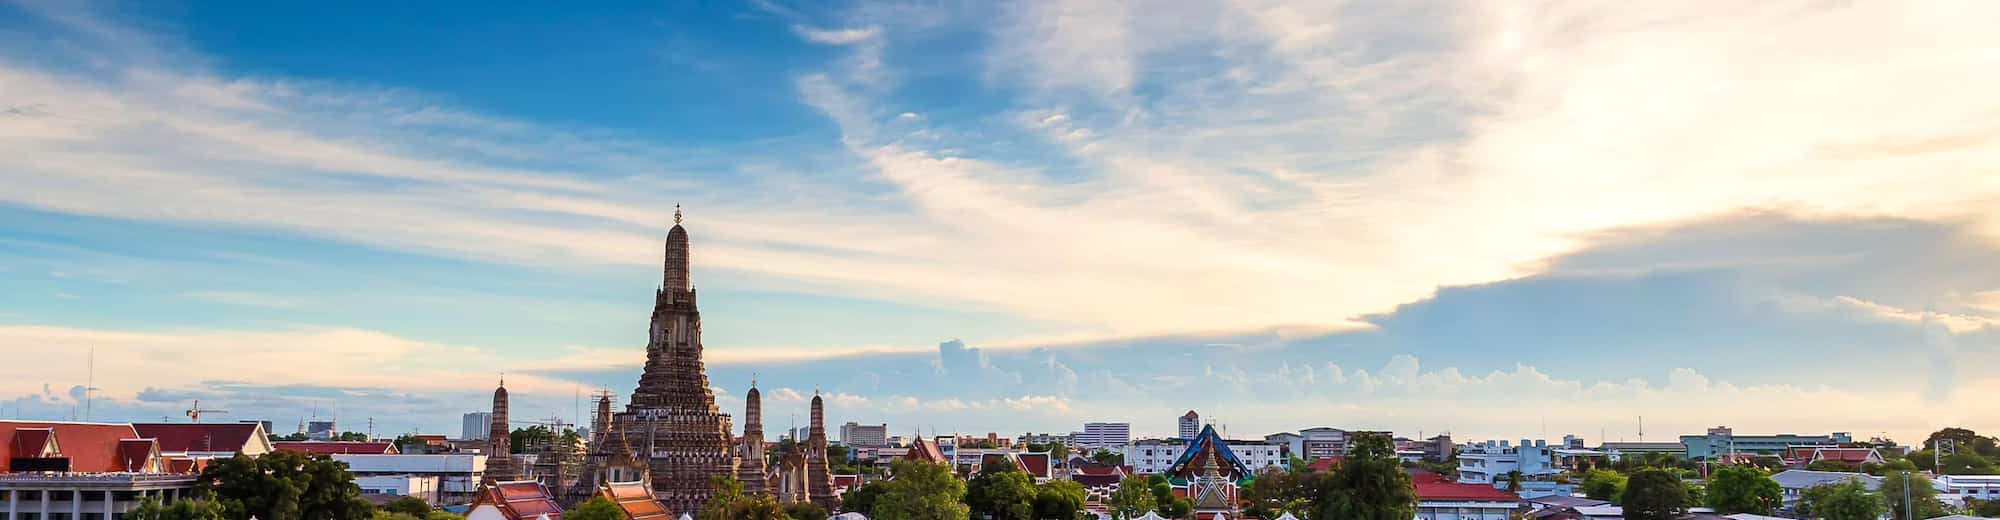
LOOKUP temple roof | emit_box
[475,480,565,520]
[0,420,145,473]
[599,480,673,520]
[134,423,270,454]
[1166,424,1249,480]
[274,441,400,454]
[903,435,948,464]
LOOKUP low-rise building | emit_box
[1935,475,2000,503]
[275,440,400,455]
[1595,442,1682,461]
[358,474,443,504]
[335,454,488,505]
[2,421,201,519]
[1456,439,1557,486]
[1680,426,1852,460]
[1076,423,1131,449]
[1414,471,1520,520]
[1769,470,1880,509]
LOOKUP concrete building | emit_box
[840,422,888,448]
[335,454,488,505]
[1076,423,1130,449]
[306,420,338,441]
[1770,470,1880,509]
[1124,438,1283,474]
[1414,472,1520,520]
[358,474,443,504]
[1680,426,1852,459]
[2,421,201,520]
[1456,439,1557,486]
[461,412,493,441]
[1935,475,2000,503]
[1178,411,1200,440]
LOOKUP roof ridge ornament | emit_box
[674,204,683,225]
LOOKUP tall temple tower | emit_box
[599,207,741,514]
[804,391,840,510]
[737,383,768,495]
[486,380,515,482]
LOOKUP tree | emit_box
[1309,434,1415,520]
[568,497,629,520]
[383,496,431,516]
[827,445,860,475]
[1107,477,1156,520]
[784,502,829,520]
[509,426,554,454]
[1880,471,1948,520]
[1971,497,2000,518]
[1243,466,1311,520]
[1806,459,1858,472]
[1938,452,1998,475]
[699,477,790,520]
[1581,469,1626,503]
[1925,427,2000,457]
[1619,468,1688,520]
[1867,458,1918,476]
[125,497,230,520]
[1091,451,1125,466]
[1703,465,1780,515]
[1503,470,1523,494]
[1797,480,1883,520]
[873,459,969,520]
[1142,474,1190,519]
[842,481,887,514]
[966,462,1037,520]
[1032,480,1086,520]
[199,451,372,520]
[273,432,310,441]
[335,431,371,441]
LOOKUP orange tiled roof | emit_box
[1,420,145,473]
[134,423,265,454]
[904,436,947,463]
[273,441,399,454]
[599,481,672,520]
[475,481,564,520]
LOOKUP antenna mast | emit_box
[85,347,94,420]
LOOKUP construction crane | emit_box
[186,400,228,423]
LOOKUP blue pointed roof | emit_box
[1166,424,1249,479]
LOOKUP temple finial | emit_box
[674,204,683,225]
[499,372,505,387]
[751,372,758,388]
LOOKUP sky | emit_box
[2,0,1998,445]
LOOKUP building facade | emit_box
[839,423,888,448]
[1077,423,1130,449]
[1680,426,1852,459]
[462,413,493,441]
[336,454,489,505]
[1178,411,1200,440]
[1456,439,1557,485]
[2,421,201,520]
[1125,439,1283,474]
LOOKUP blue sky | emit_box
[3,0,1998,444]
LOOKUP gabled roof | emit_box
[134,423,270,455]
[0,420,146,473]
[1809,448,1880,463]
[1166,424,1248,480]
[1412,472,1520,502]
[1018,453,1052,479]
[474,480,564,520]
[903,436,947,463]
[12,428,57,457]
[274,440,399,454]
[598,480,672,520]
[117,439,162,472]
[1770,470,1881,491]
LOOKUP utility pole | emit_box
[1903,471,1913,520]
[84,347,94,420]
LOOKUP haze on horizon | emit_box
[2,0,1997,443]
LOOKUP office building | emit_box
[462,412,493,441]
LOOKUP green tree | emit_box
[1581,469,1626,502]
[1971,497,2000,518]
[273,432,310,441]
[1143,474,1190,519]
[1703,465,1780,515]
[566,497,627,520]
[873,459,969,520]
[1868,458,1918,476]
[1107,477,1156,520]
[1806,459,1858,472]
[509,426,554,454]
[784,502,829,520]
[1926,427,2000,457]
[334,432,371,442]
[1880,471,1948,520]
[1243,466,1311,519]
[1032,480,1086,520]
[1619,468,1688,520]
[699,477,791,520]
[1309,434,1415,520]
[966,462,1037,520]
[1091,451,1125,466]
[842,481,887,514]
[382,496,431,516]
[1939,452,1998,475]
[125,497,230,520]
[1797,480,1883,520]
[199,451,373,520]
[1503,470,1523,494]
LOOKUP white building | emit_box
[335,454,487,505]
[1124,439,1284,474]
[358,474,443,504]
[1178,411,1200,440]
[1935,475,2000,504]
[461,413,492,441]
[1077,423,1131,449]
[840,422,888,448]
[1457,439,1557,485]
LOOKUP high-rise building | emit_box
[1178,411,1200,440]
[840,422,888,448]
[462,412,493,440]
[307,420,337,441]
[1077,422,1131,448]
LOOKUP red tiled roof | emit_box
[477,481,564,520]
[117,439,161,472]
[599,481,671,520]
[134,423,265,454]
[1019,453,1052,478]
[12,428,56,457]
[1412,473,1520,502]
[904,436,947,463]
[166,457,209,474]
[1072,473,1125,488]
[1,420,144,473]
[273,441,398,454]
[1813,448,1879,463]
[1072,463,1130,477]
[1305,457,1343,473]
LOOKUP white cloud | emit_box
[792,25,879,45]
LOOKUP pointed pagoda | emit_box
[1166,424,1245,520]
[737,382,768,495]
[485,379,516,483]
[804,391,840,510]
[586,207,742,514]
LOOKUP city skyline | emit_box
[3,0,1999,444]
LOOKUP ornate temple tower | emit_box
[486,380,515,482]
[600,207,741,514]
[737,383,768,496]
[805,392,840,510]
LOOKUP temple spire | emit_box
[674,204,683,224]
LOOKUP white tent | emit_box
[1134,512,1168,520]
[831,513,870,520]
[677,514,693,520]
[1273,513,1299,520]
